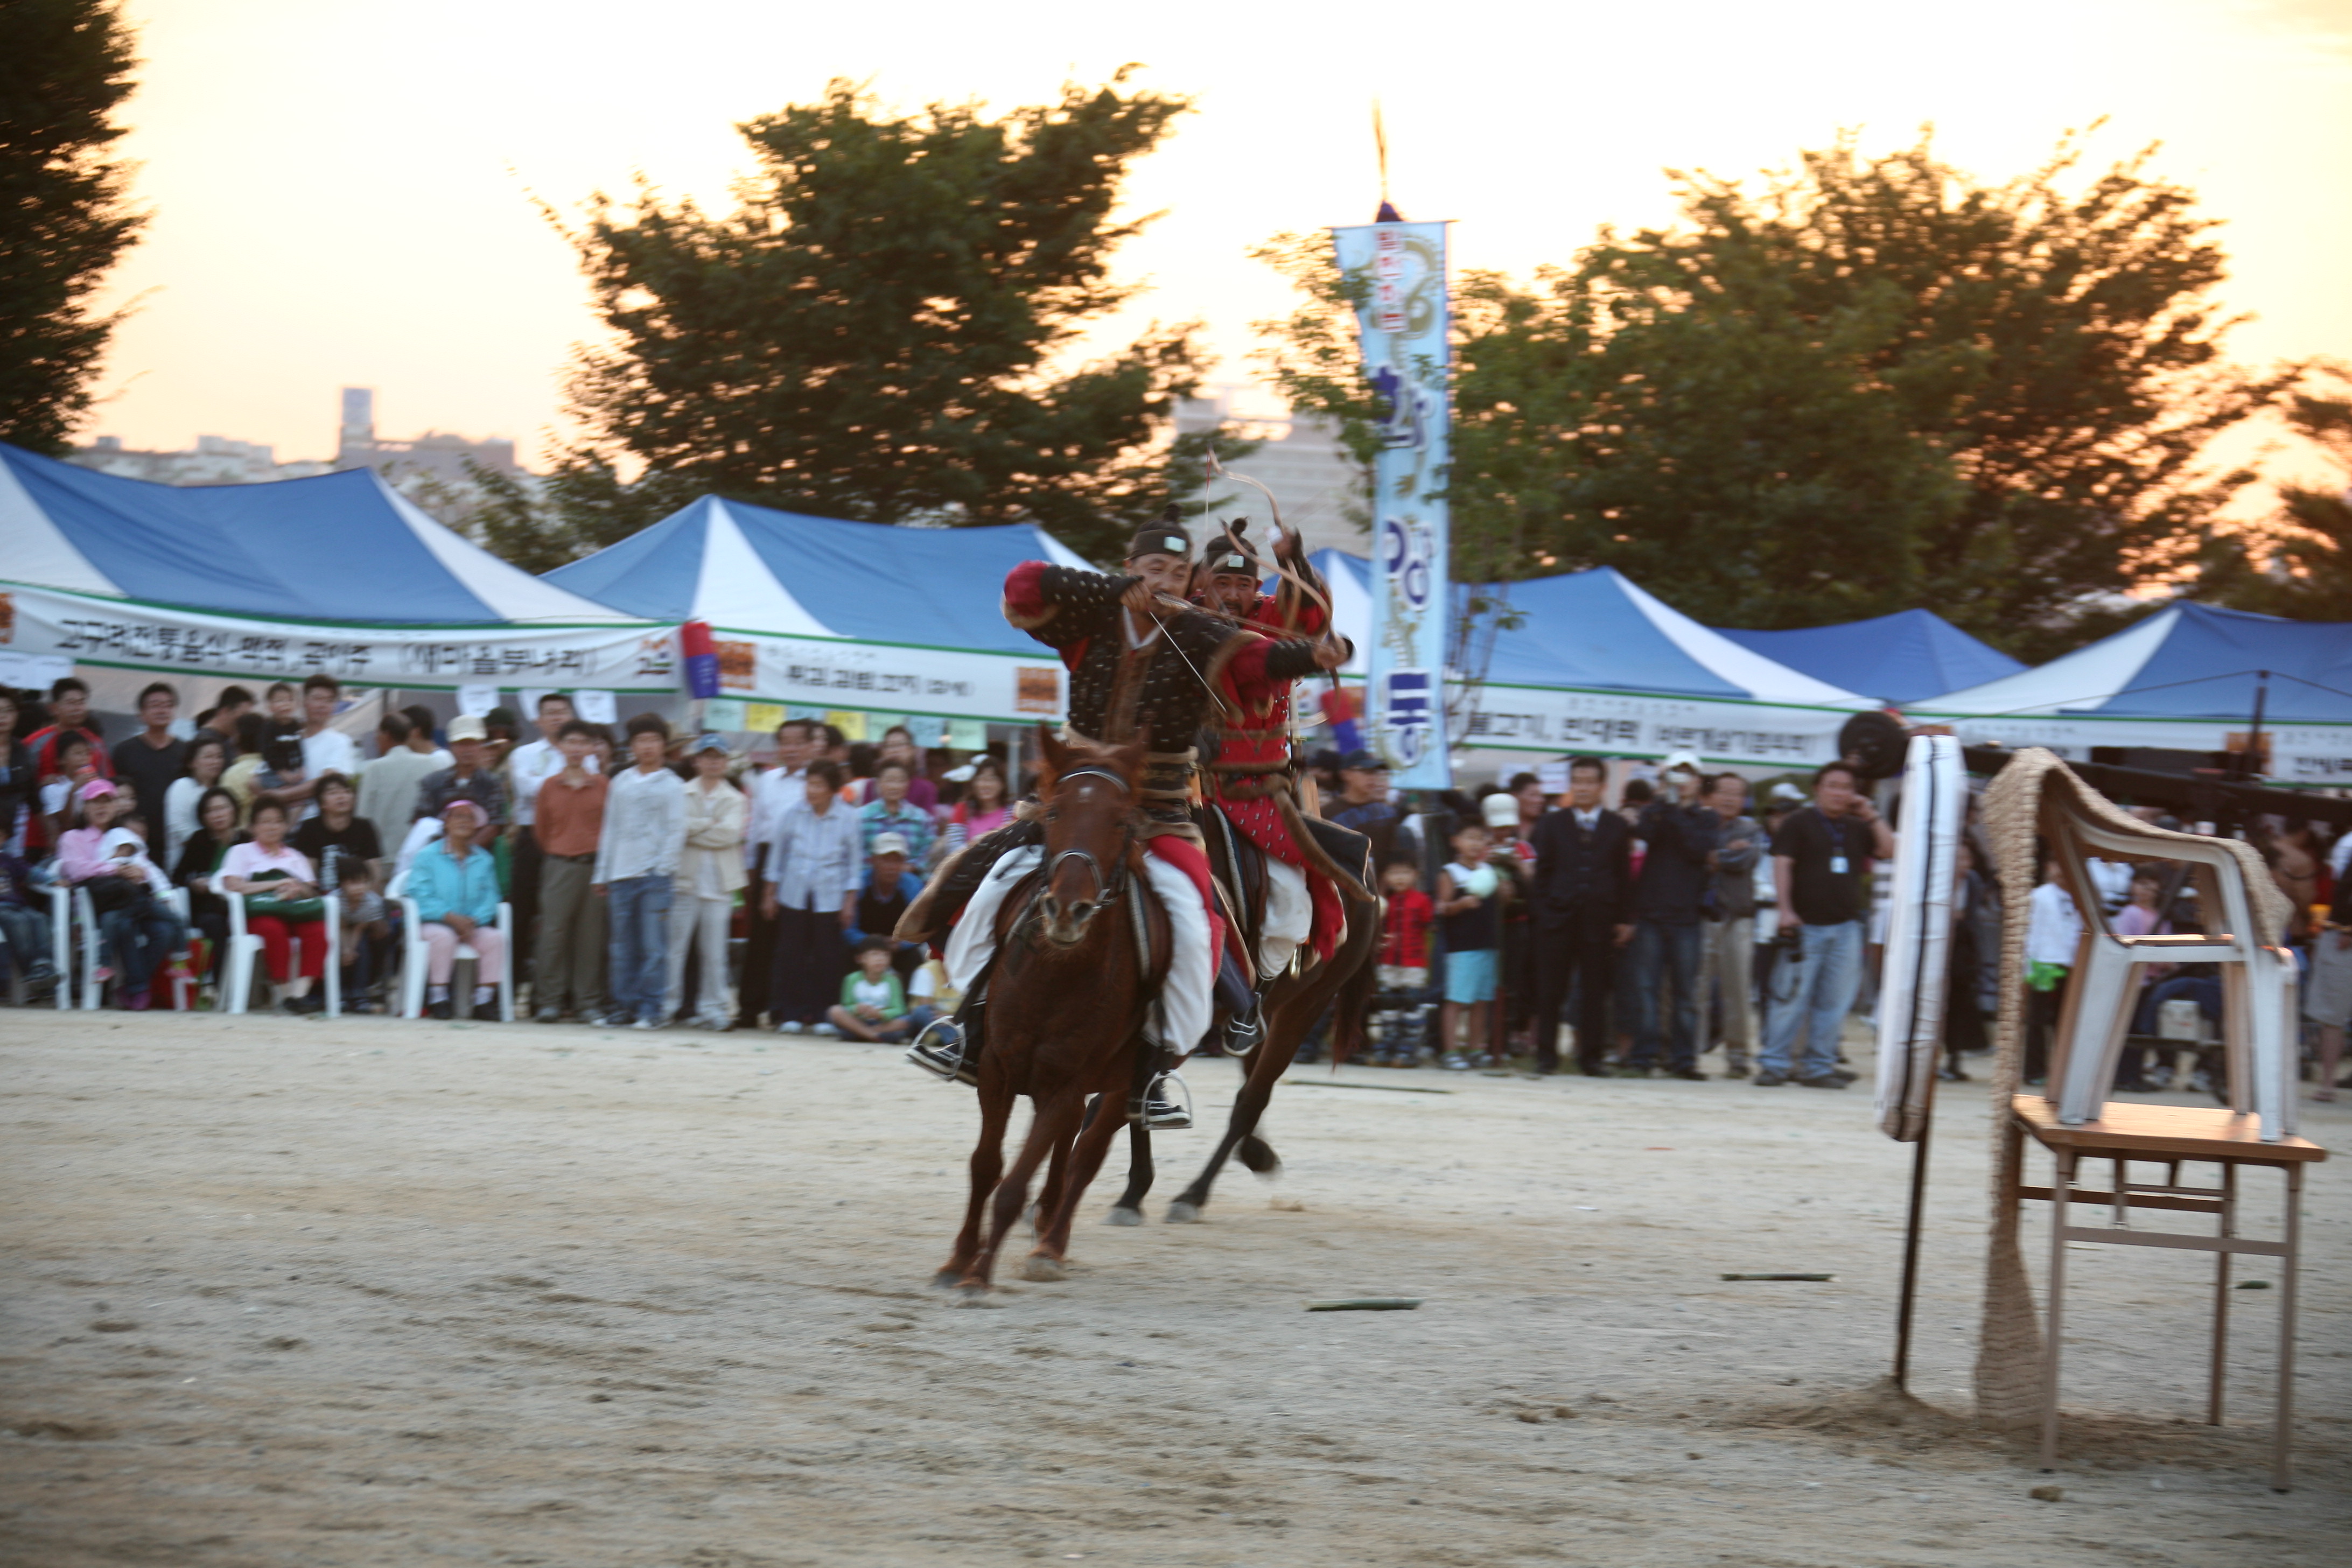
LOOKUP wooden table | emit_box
[2009,1095,2326,1490]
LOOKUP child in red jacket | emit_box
[1377,859,1433,991]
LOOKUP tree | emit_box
[0,0,143,454]
[1259,130,2286,658]
[2196,363,2352,618]
[535,71,1207,565]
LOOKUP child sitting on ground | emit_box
[828,936,913,1043]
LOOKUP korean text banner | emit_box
[705,628,1065,725]
[1332,219,1452,789]
[0,583,674,691]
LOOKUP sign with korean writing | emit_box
[0,584,666,690]
[1326,677,1856,768]
[1332,218,1452,789]
[705,629,1064,724]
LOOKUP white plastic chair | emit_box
[2045,811,2299,1142]
[47,883,75,1009]
[389,868,513,1021]
[72,886,104,1010]
[222,888,342,1017]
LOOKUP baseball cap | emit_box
[79,778,119,801]
[691,732,731,756]
[1480,792,1518,830]
[1662,748,1704,776]
[1338,749,1387,773]
[447,715,488,743]
[870,832,912,858]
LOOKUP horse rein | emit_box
[1027,765,1142,932]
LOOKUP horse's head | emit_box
[1032,726,1145,949]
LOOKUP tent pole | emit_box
[2240,669,2269,781]
[1894,1072,1936,1393]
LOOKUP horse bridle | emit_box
[1039,766,1138,914]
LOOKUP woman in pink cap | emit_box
[57,779,186,1010]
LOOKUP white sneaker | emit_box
[810,1023,841,1039]
[632,1018,655,1031]
[777,1020,803,1034]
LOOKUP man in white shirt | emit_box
[297,674,360,779]
[593,713,688,1028]
[738,717,816,1028]
[505,692,597,984]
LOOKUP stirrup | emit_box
[904,1016,975,1086]
[1223,992,1266,1058]
[1140,1069,1193,1130]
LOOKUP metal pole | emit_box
[1893,1072,1936,1392]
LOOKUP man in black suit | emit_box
[1528,754,1636,1074]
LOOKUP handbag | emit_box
[243,866,325,923]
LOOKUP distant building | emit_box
[69,433,334,486]
[1177,389,1368,558]
[333,387,520,487]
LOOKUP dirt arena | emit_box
[3,1009,2345,1566]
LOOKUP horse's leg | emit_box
[939,1068,1016,1287]
[1028,1062,1135,1271]
[964,1087,1085,1295]
[1105,1119,1153,1224]
[1031,1093,1096,1239]
[1167,1007,1294,1222]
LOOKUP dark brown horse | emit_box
[934,730,1169,1299]
[1105,824,1379,1225]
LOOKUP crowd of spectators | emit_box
[1334,743,2340,1102]
[2,673,2342,1103]
[0,680,971,1034]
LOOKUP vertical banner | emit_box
[1332,218,1452,788]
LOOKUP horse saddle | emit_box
[1203,806,1271,986]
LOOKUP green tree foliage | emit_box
[2196,364,2352,618]
[1259,131,2285,658]
[0,0,143,454]
[519,72,1206,566]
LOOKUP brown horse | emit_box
[1105,821,1380,1225]
[933,729,1170,1299]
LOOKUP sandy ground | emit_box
[2,1008,2346,1568]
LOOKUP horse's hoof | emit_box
[930,1268,964,1290]
[1164,1200,1202,1224]
[1103,1206,1143,1227]
[1017,1253,1069,1282]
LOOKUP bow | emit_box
[1201,443,1342,652]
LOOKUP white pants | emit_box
[1258,858,1312,979]
[663,892,734,1023]
[944,845,1215,1056]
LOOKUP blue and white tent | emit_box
[1915,601,2352,783]
[1712,608,2025,706]
[1309,552,1870,769]
[2,443,619,625]
[0,442,655,705]
[544,495,1092,654]
[544,496,1097,725]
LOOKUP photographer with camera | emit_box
[1758,760,1893,1089]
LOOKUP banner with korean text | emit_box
[1332,218,1452,789]
[0,582,673,692]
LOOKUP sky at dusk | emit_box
[83,0,2352,488]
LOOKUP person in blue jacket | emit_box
[410,800,504,1020]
